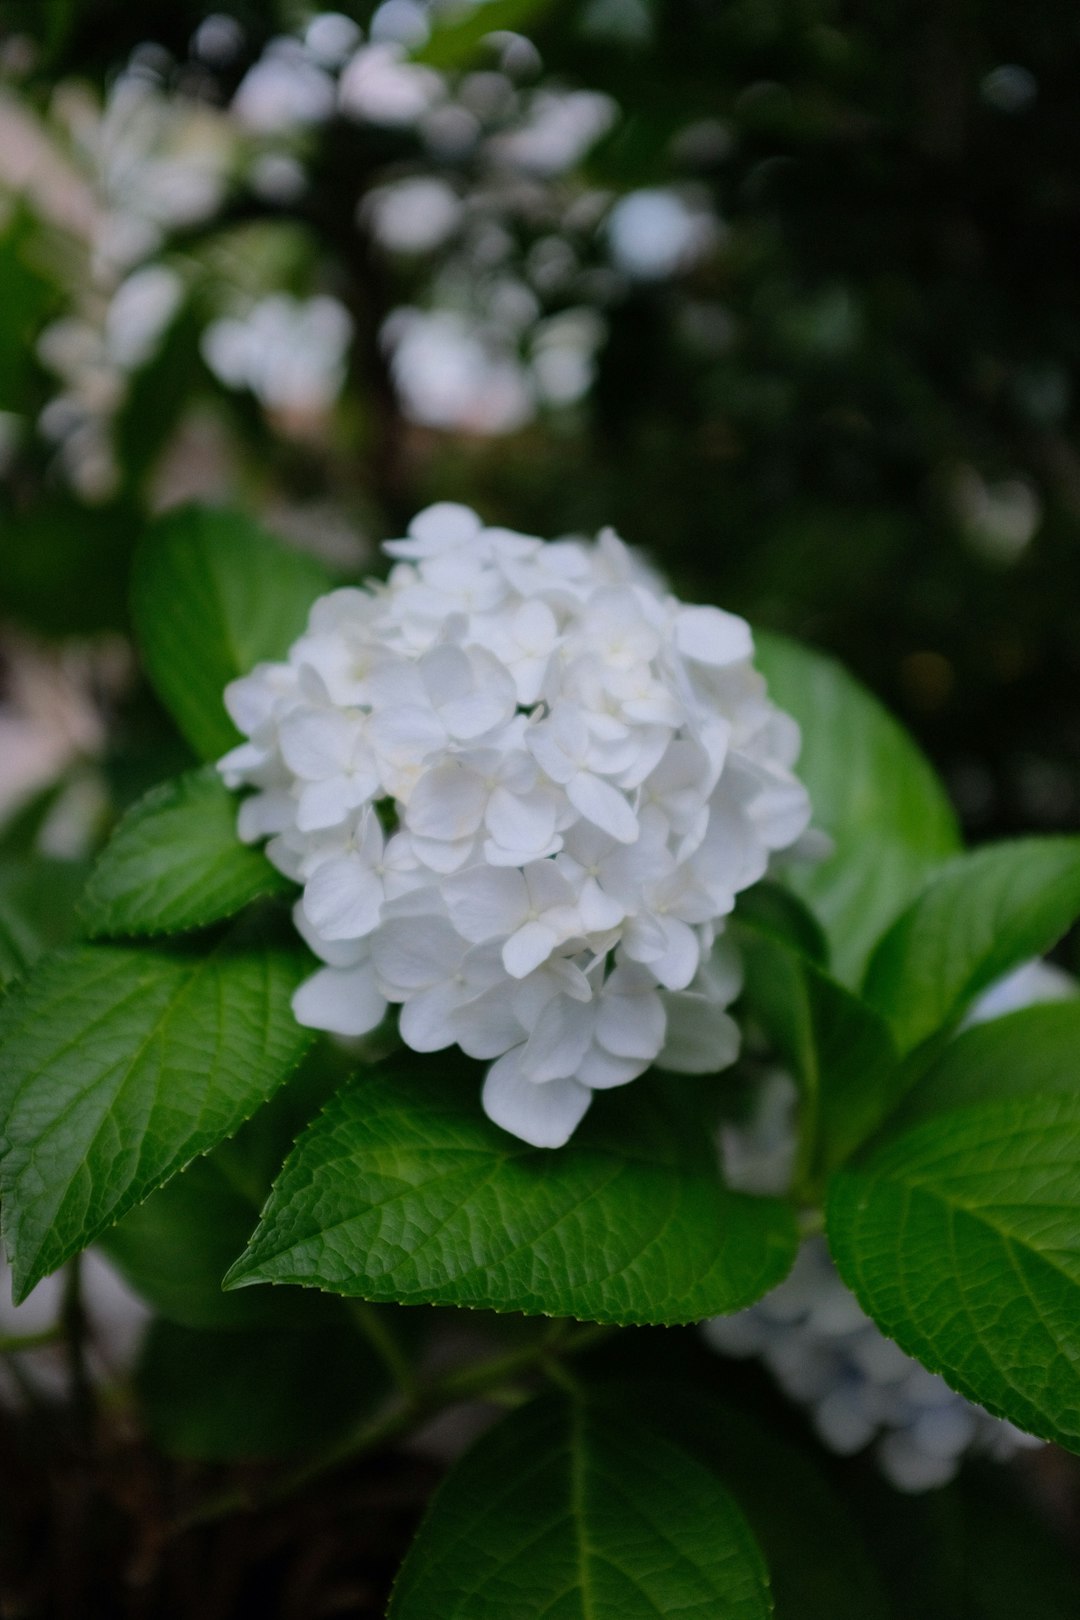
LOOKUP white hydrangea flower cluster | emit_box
[218,503,812,1147]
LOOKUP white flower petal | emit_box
[371,915,465,995]
[410,833,479,873]
[659,998,741,1074]
[503,920,559,979]
[646,917,701,992]
[520,994,595,1081]
[279,709,355,780]
[292,964,386,1037]
[452,987,527,1058]
[443,866,524,942]
[674,604,753,667]
[407,763,487,840]
[574,1047,646,1090]
[303,855,384,940]
[399,982,467,1051]
[296,776,361,833]
[482,1051,593,1148]
[566,771,639,844]
[595,985,666,1060]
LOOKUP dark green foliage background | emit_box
[3,0,1080,851]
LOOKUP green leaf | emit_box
[891,1000,1080,1135]
[136,1315,385,1461]
[0,497,139,635]
[738,925,898,1182]
[0,207,58,411]
[0,855,90,989]
[417,0,556,67]
[114,294,207,492]
[733,880,828,965]
[828,1092,1080,1449]
[102,1142,346,1332]
[0,933,311,1301]
[79,766,288,938]
[102,1053,347,1330]
[226,1064,798,1326]
[388,1392,773,1620]
[755,633,960,984]
[131,505,331,760]
[861,837,1080,1055]
[632,1390,890,1620]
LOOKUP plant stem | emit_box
[172,1321,612,1535]
[0,1324,64,1354]
[61,1254,94,1429]
[346,1300,417,1398]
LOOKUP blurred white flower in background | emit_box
[232,37,337,134]
[103,263,184,370]
[488,90,617,176]
[706,1232,1042,1492]
[707,961,1073,1491]
[202,293,354,416]
[339,42,444,127]
[84,66,232,274]
[384,307,534,433]
[607,186,721,280]
[2,3,731,484]
[364,175,463,255]
[0,1253,151,1409]
[369,1,432,50]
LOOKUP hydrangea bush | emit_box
[3,503,1080,1616]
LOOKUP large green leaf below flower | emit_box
[226,1063,798,1326]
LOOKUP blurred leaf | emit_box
[862,837,1080,1055]
[738,925,898,1183]
[80,765,289,938]
[137,1314,386,1461]
[389,1391,772,1620]
[733,880,828,965]
[755,633,961,985]
[0,209,57,411]
[131,505,332,760]
[114,296,209,493]
[0,929,311,1300]
[893,1000,1080,1135]
[0,855,90,989]
[417,0,559,67]
[0,499,139,634]
[227,1063,798,1326]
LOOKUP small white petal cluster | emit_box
[706,1234,1041,1493]
[218,503,811,1147]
